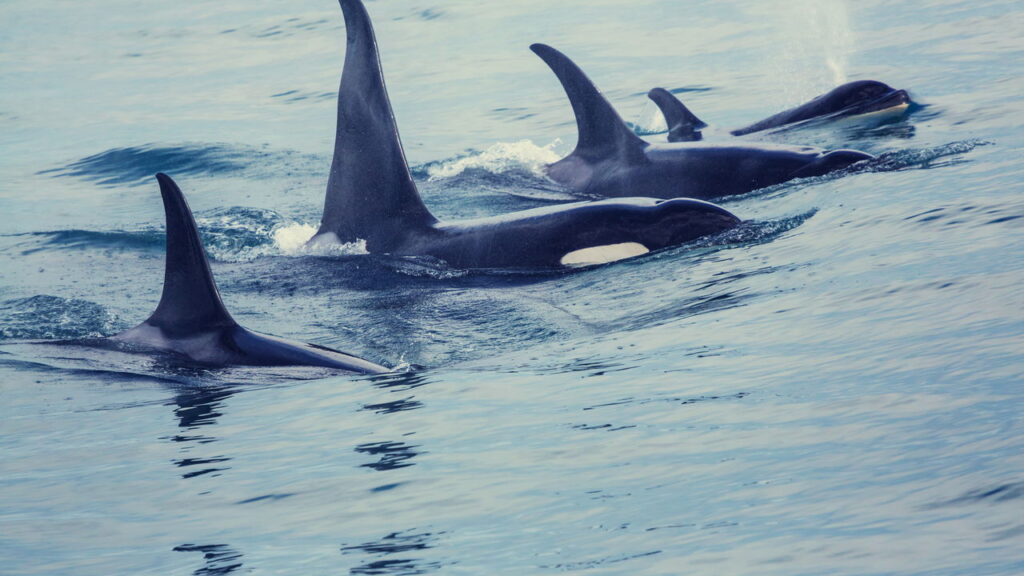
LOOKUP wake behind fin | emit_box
[530,43,647,162]
[647,87,707,143]
[146,173,236,333]
[317,0,437,251]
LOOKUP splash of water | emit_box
[272,223,318,253]
[426,140,562,181]
[272,223,368,257]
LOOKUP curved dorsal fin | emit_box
[530,43,646,162]
[647,87,707,143]
[317,0,437,250]
[145,173,235,333]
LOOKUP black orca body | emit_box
[730,80,913,136]
[110,174,388,373]
[649,81,912,143]
[532,44,874,201]
[306,0,740,269]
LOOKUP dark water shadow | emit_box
[356,440,423,472]
[173,544,244,576]
[922,481,1024,510]
[362,372,432,415]
[341,530,444,576]
[165,385,239,480]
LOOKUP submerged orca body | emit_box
[730,80,913,136]
[649,81,912,143]
[533,44,874,200]
[111,174,387,373]
[306,0,740,269]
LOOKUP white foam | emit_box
[426,140,562,181]
[560,243,650,267]
[294,230,369,256]
[272,223,318,253]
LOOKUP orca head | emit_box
[791,149,874,179]
[731,80,911,136]
[827,80,912,116]
[558,198,740,267]
[647,198,742,246]
[602,198,740,250]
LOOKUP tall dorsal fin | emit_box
[530,43,647,162]
[146,173,235,333]
[316,0,437,251]
[647,87,707,143]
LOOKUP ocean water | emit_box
[1,0,1023,574]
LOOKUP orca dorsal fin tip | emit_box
[146,173,235,333]
[531,43,646,161]
[529,42,555,58]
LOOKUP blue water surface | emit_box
[1,0,1022,574]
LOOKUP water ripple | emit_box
[38,143,319,188]
[925,481,1024,509]
[0,295,122,341]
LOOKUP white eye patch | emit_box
[560,242,649,267]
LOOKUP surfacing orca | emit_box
[306,0,740,269]
[108,173,388,373]
[730,80,912,136]
[532,44,874,200]
[649,81,912,143]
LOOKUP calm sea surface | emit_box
[1,0,1022,574]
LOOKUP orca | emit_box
[730,80,913,136]
[649,81,912,143]
[108,173,388,373]
[305,0,741,269]
[532,44,874,200]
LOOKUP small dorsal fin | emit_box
[145,173,235,333]
[530,43,647,162]
[647,87,707,142]
[317,0,437,251]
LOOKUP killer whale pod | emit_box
[532,43,875,200]
[306,0,741,269]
